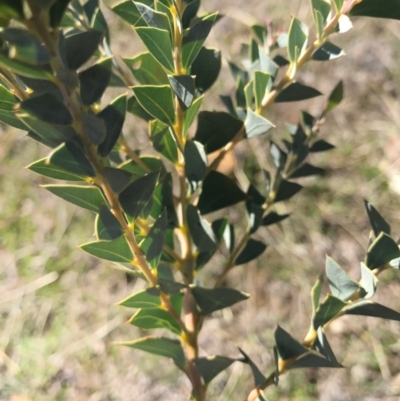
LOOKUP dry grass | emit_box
[2,1,400,400]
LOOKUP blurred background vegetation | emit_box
[2,0,400,400]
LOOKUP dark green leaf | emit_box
[326,256,360,300]
[244,110,274,138]
[246,200,263,234]
[290,163,325,178]
[270,141,287,170]
[187,205,216,252]
[44,184,104,212]
[262,212,290,226]
[313,295,346,330]
[345,301,400,321]
[194,111,243,154]
[198,171,247,214]
[81,113,106,145]
[150,119,178,163]
[364,200,390,237]
[312,41,344,61]
[194,356,237,383]
[168,75,195,110]
[134,2,170,30]
[275,325,308,360]
[314,327,341,367]
[184,95,203,134]
[65,30,104,70]
[135,27,174,72]
[103,167,134,194]
[291,352,339,369]
[310,139,335,152]
[50,0,71,27]
[96,204,123,240]
[326,80,343,112]
[18,75,63,100]
[275,82,322,103]
[238,348,267,387]
[19,93,72,125]
[181,0,200,28]
[274,180,303,202]
[27,158,86,181]
[350,0,400,20]
[118,336,185,369]
[112,0,147,26]
[2,28,50,65]
[49,141,96,177]
[127,95,153,121]
[98,94,127,157]
[141,210,167,268]
[79,57,112,105]
[132,85,175,125]
[192,286,249,315]
[83,0,98,21]
[365,233,400,270]
[184,141,207,187]
[287,17,308,63]
[81,236,134,263]
[235,239,267,265]
[0,0,24,19]
[360,262,377,299]
[118,289,161,308]
[129,307,181,334]
[123,52,169,85]
[119,171,159,219]
[191,47,221,94]
[182,13,218,69]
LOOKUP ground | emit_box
[2,0,400,400]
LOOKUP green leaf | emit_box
[191,286,249,315]
[81,236,133,263]
[65,30,104,70]
[365,232,400,270]
[198,171,247,214]
[168,75,195,110]
[261,212,290,226]
[184,141,207,186]
[311,274,323,317]
[312,42,344,61]
[98,94,127,157]
[135,27,174,72]
[194,111,243,154]
[364,200,390,237]
[141,210,168,268]
[129,307,181,334]
[254,71,272,110]
[287,17,308,63]
[360,262,377,299]
[44,184,105,212]
[239,348,267,387]
[27,158,86,181]
[83,0,98,21]
[103,167,134,194]
[313,295,346,330]
[194,356,237,383]
[112,0,147,26]
[150,120,178,163]
[275,325,308,360]
[0,0,24,19]
[187,205,216,252]
[235,239,267,265]
[96,204,123,240]
[311,0,331,39]
[244,110,274,138]
[274,180,303,202]
[118,289,162,308]
[132,85,175,125]
[332,0,345,13]
[345,301,400,321]
[123,52,169,85]
[79,57,112,105]
[184,95,203,134]
[326,80,343,112]
[119,171,159,219]
[0,85,26,129]
[50,0,71,27]
[290,351,339,369]
[49,141,96,177]
[2,28,50,65]
[182,13,218,69]
[290,163,324,178]
[82,113,106,145]
[314,327,341,367]
[19,93,72,125]
[310,139,335,152]
[350,0,400,20]
[191,47,221,94]
[118,336,185,369]
[0,52,53,80]
[275,82,322,103]
[134,2,170,30]
[326,256,360,300]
